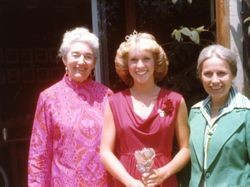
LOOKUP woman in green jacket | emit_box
[189,44,250,187]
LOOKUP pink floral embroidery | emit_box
[157,99,174,117]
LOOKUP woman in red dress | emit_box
[100,32,190,187]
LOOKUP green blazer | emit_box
[189,92,250,187]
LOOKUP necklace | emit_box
[130,86,160,119]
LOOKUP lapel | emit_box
[190,111,206,168]
[206,110,244,169]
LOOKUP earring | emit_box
[65,67,69,76]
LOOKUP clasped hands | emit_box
[127,168,166,187]
[141,168,164,187]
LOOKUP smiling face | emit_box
[201,56,234,103]
[63,42,95,83]
[128,43,155,86]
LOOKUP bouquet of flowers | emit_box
[134,148,155,174]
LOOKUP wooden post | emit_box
[216,0,230,47]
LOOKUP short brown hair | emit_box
[197,44,237,79]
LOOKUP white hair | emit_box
[58,27,99,58]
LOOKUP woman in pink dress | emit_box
[100,32,190,187]
[28,27,113,187]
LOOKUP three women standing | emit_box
[29,27,249,187]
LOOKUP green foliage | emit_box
[244,17,250,35]
[171,0,192,4]
[171,26,207,44]
[244,16,250,23]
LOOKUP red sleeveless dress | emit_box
[108,88,182,187]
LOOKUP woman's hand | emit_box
[142,168,166,187]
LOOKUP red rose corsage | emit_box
[157,99,174,117]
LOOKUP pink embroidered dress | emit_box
[109,88,182,187]
[28,75,113,187]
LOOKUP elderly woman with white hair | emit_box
[28,27,113,186]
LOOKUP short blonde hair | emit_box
[115,32,168,86]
